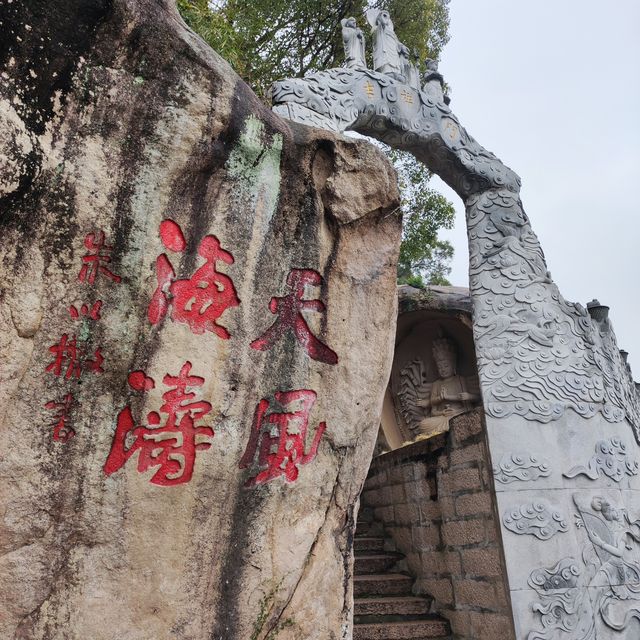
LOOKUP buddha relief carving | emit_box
[396,333,480,441]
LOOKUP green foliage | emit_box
[177,0,456,285]
[177,0,450,98]
[392,149,455,285]
[250,580,295,640]
[403,273,426,289]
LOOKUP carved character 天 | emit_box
[250,268,338,364]
[78,230,121,285]
[148,219,240,338]
[239,389,326,487]
[103,362,214,486]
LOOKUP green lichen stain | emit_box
[226,115,283,227]
[77,318,91,342]
[250,579,295,640]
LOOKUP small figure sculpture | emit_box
[425,58,439,74]
[415,336,480,437]
[366,9,403,80]
[573,495,640,634]
[398,44,420,89]
[341,17,366,69]
[422,58,450,105]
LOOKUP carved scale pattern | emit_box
[271,66,640,441]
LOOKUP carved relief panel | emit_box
[383,310,481,448]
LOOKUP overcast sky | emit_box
[432,0,639,376]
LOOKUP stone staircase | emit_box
[353,508,451,640]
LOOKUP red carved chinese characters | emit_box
[44,393,76,442]
[78,230,121,284]
[46,334,104,379]
[103,362,214,486]
[239,389,326,486]
[148,219,240,338]
[250,269,338,364]
[44,230,118,443]
[69,300,102,320]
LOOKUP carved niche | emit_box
[384,311,481,448]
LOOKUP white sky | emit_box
[433,0,640,376]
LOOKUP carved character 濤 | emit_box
[103,363,214,486]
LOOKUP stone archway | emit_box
[272,41,640,640]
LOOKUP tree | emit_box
[391,149,455,287]
[177,0,456,285]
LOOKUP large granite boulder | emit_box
[0,1,401,638]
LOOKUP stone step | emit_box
[356,520,384,536]
[355,553,402,575]
[354,536,385,552]
[358,505,375,522]
[353,617,450,640]
[354,573,413,597]
[354,596,431,617]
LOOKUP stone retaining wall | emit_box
[362,409,516,639]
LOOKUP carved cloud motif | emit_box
[527,494,640,638]
[493,452,552,484]
[271,61,640,443]
[527,558,595,639]
[502,500,569,540]
[564,438,639,483]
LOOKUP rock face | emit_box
[0,2,401,638]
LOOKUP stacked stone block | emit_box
[361,409,515,639]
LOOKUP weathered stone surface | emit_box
[0,2,401,639]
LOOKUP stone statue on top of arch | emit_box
[341,17,366,69]
[366,9,403,80]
